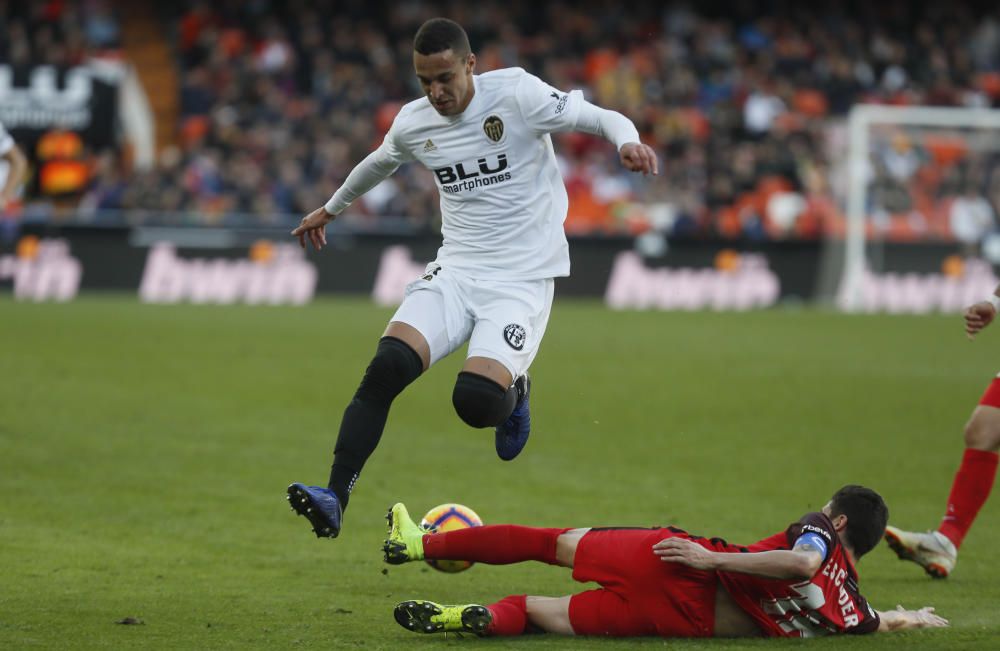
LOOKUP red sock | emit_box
[938,448,999,548]
[422,525,567,565]
[486,595,527,636]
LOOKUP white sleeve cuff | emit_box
[324,194,346,216]
[573,100,641,150]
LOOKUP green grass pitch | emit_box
[1,295,998,649]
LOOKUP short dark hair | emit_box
[828,485,888,559]
[413,18,471,58]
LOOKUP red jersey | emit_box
[716,512,880,637]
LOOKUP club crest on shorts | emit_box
[483,115,504,143]
[503,323,526,351]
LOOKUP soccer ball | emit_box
[420,503,483,573]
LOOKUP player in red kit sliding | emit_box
[383,486,946,638]
[884,291,1000,578]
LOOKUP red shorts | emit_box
[980,377,1000,408]
[568,528,717,637]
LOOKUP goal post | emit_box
[838,104,1000,312]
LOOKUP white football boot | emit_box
[884,526,957,579]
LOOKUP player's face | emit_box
[414,49,476,116]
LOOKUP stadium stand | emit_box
[5,1,1000,240]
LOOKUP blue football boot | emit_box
[287,483,342,538]
[495,373,530,461]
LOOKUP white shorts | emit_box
[390,263,555,379]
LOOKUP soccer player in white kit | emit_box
[287,18,658,538]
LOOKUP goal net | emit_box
[835,105,1000,313]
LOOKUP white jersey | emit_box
[384,68,584,280]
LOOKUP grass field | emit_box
[1,295,998,649]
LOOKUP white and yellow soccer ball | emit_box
[420,503,483,573]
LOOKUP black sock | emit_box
[328,336,423,509]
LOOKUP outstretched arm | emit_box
[875,605,948,632]
[965,289,1000,339]
[292,146,402,250]
[653,537,823,580]
[574,102,658,176]
[512,71,657,175]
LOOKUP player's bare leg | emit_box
[463,356,512,387]
[555,528,589,567]
[963,404,1000,452]
[886,402,1000,577]
[526,596,574,634]
[384,322,432,370]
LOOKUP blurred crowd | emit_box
[0,0,120,66]
[0,0,120,234]
[12,0,1000,240]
